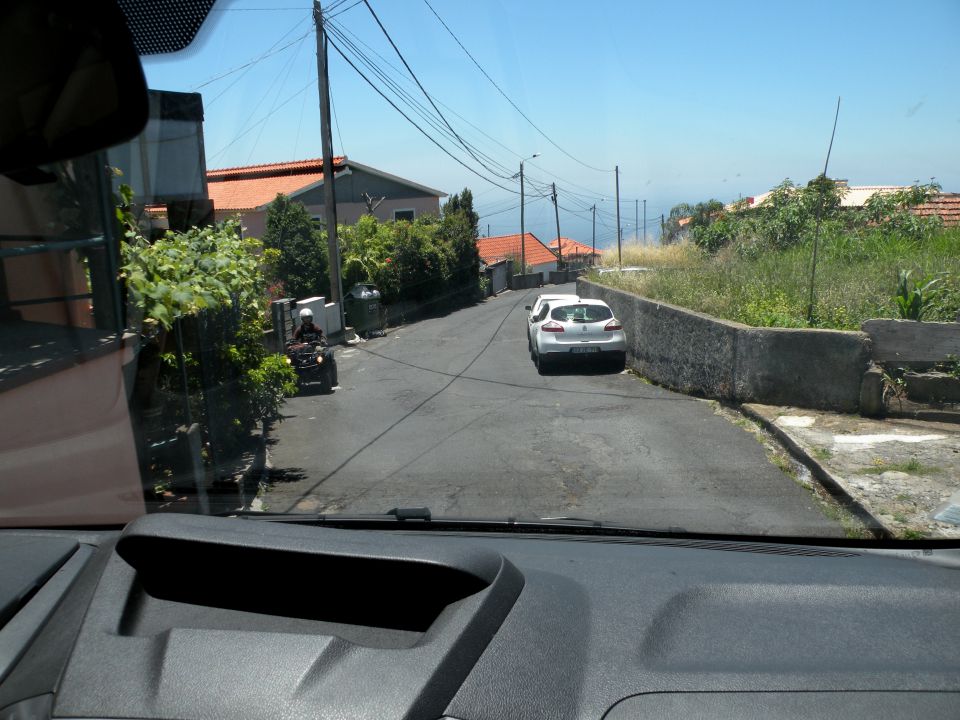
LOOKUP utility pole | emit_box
[661,213,665,243]
[591,204,596,265]
[551,182,562,268]
[314,0,345,331]
[643,199,646,245]
[487,223,489,237]
[518,153,539,273]
[635,199,638,243]
[519,161,526,272]
[615,165,622,267]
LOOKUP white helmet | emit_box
[299,308,313,321]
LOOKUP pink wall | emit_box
[0,345,146,526]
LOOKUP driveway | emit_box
[262,283,843,536]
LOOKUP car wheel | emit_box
[609,352,626,373]
[536,352,550,375]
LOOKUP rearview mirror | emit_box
[0,0,149,173]
[524,306,532,311]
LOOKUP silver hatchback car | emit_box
[530,299,627,374]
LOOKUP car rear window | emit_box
[550,304,613,322]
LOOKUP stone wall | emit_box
[578,278,871,411]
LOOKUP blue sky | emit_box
[143,0,960,248]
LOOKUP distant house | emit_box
[913,193,960,227]
[205,156,447,238]
[477,232,558,278]
[547,237,601,265]
[733,181,959,223]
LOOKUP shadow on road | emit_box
[265,467,309,484]
[538,364,626,377]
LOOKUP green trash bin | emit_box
[344,283,383,336]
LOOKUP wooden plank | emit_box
[861,319,960,365]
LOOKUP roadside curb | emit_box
[240,421,268,511]
[738,404,894,539]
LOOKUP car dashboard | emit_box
[0,514,958,720]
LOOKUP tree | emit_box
[441,188,480,299]
[261,194,329,300]
[443,188,479,236]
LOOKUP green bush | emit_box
[597,226,960,330]
[339,191,480,306]
[120,212,297,454]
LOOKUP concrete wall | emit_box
[577,278,871,411]
[487,261,510,295]
[548,269,579,285]
[511,273,543,290]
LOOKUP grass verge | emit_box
[595,228,960,330]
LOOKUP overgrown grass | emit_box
[861,458,941,476]
[595,228,960,330]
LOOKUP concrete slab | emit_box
[743,404,960,539]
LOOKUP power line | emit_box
[327,0,363,18]
[326,12,625,207]
[358,0,514,180]
[208,78,317,162]
[421,0,612,174]
[192,23,311,91]
[246,31,308,163]
[325,20,516,179]
[330,86,347,155]
[325,33,521,194]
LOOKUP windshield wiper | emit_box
[219,507,684,536]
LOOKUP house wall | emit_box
[297,168,442,223]
[531,260,558,277]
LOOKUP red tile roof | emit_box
[477,233,557,266]
[547,237,600,256]
[206,157,347,212]
[207,157,345,181]
[913,193,960,227]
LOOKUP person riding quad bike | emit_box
[285,308,338,392]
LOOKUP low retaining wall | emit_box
[577,278,871,411]
[511,273,542,290]
[548,269,579,284]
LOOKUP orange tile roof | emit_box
[205,157,347,212]
[913,193,960,227]
[477,233,557,266]
[547,237,599,256]
[207,172,324,213]
[207,157,345,181]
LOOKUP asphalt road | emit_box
[263,283,843,536]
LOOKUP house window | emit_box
[393,209,415,222]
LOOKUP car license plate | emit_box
[570,347,600,353]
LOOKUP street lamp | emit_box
[519,153,539,273]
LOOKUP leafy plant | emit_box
[894,269,940,320]
[119,209,296,455]
[120,218,265,329]
[881,369,908,411]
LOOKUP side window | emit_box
[537,304,550,321]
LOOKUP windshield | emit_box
[1,0,958,541]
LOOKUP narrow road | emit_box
[263,283,842,536]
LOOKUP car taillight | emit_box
[541,321,564,333]
[604,320,622,331]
